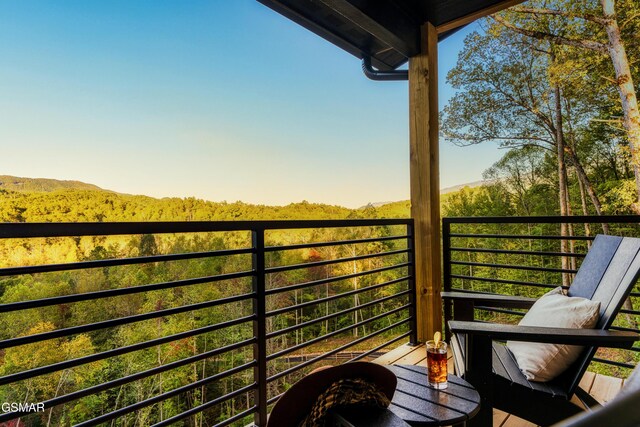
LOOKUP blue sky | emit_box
[0,0,502,208]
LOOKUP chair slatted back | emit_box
[555,235,640,395]
[567,235,622,300]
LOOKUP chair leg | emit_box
[574,386,601,410]
[465,334,493,427]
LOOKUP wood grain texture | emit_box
[500,414,538,427]
[409,21,442,342]
[493,409,510,426]
[373,343,423,365]
[435,0,526,34]
[590,373,624,404]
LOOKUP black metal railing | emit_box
[442,215,640,374]
[0,219,416,426]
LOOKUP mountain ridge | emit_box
[0,175,489,212]
[0,175,106,193]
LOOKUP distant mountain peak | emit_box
[0,175,106,193]
[440,180,489,194]
[360,180,491,209]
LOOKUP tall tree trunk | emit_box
[496,3,640,209]
[564,98,601,240]
[600,0,640,212]
[294,291,299,346]
[200,336,207,427]
[351,249,359,338]
[565,188,577,272]
[565,146,610,234]
[577,171,593,248]
[555,83,572,287]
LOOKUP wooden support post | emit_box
[409,22,442,342]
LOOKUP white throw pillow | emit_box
[506,287,601,382]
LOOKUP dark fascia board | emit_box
[257,0,402,70]
[435,0,526,34]
[317,0,420,58]
[257,0,367,60]
[257,0,527,70]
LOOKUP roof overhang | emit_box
[258,0,525,71]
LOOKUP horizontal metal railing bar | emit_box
[264,234,408,252]
[0,338,256,424]
[267,317,410,383]
[451,260,578,274]
[450,288,566,298]
[265,248,409,274]
[0,292,255,349]
[76,360,257,427]
[632,347,640,352]
[267,304,411,361]
[212,406,258,427]
[266,276,409,318]
[619,309,640,315]
[264,263,409,296]
[443,215,640,224]
[631,292,640,298]
[450,247,586,258]
[0,219,413,239]
[268,392,284,405]
[476,306,526,317]
[0,248,252,278]
[0,315,255,386]
[592,357,635,369]
[449,233,594,241]
[266,332,412,406]
[266,290,410,339]
[445,288,509,296]
[610,326,640,333]
[151,383,258,427]
[0,270,254,313]
[451,275,558,289]
[347,332,411,363]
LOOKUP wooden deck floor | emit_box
[373,343,626,427]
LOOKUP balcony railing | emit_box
[443,215,640,374]
[6,215,638,426]
[0,219,416,426]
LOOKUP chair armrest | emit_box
[449,321,638,349]
[442,291,537,309]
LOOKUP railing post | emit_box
[407,220,419,345]
[252,229,268,426]
[442,219,453,340]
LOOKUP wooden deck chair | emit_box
[444,234,640,426]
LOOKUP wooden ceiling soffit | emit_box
[257,0,414,71]
[435,0,526,34]
[317,0,420,58]
[257,0,527,71]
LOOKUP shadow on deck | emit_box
[373,344,626,427]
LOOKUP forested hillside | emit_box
[0,176,104,193]
[0,187,355,223]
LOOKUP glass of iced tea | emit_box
[426,340,448,389]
